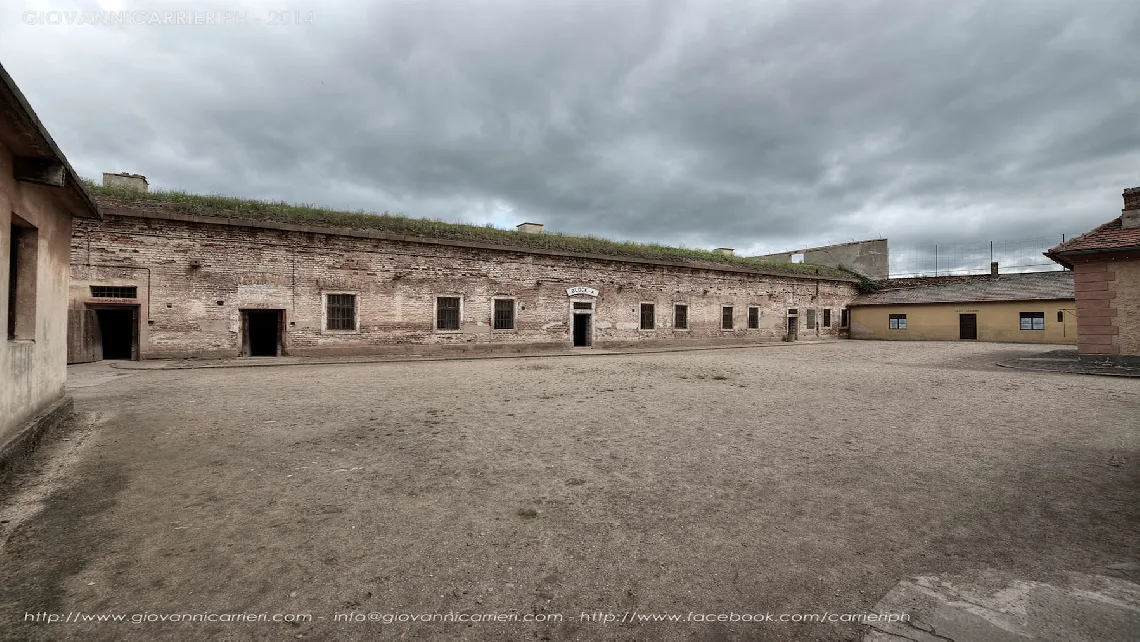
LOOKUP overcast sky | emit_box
[3,0,1139,256]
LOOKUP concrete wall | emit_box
[0,144,73,442]
[756,239,889,280]
[1071,254,1140,359]
[849,300,1077,344]
[70,209,859,358]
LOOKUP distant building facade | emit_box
[848,271,1076,344]
[68,188,859,361]
[1046,186,1140,363]
[1,62,100,473]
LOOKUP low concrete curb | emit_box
[109,340,830,371]
[0,395,74,482]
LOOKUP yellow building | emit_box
[849,272,1076,344]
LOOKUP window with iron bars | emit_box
[640,303,655,330]
[90,285,137,299]
[823,308,831,328]
[721,306,734,330]
[436,296,460,330]
[747,307,759,329]
[493,299,515,330]
[806,308,816,329]
[674,304,688,329]
[325,293,356,331]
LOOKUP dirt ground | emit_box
[1,341,1138,641]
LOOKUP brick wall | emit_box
[70,211,859,359]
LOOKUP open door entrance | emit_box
[572,313,591,347]
[959,313,978,340]
[786,314,798,342]
[93,306,138,360]
[242,309,284,357]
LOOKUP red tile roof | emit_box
[1047,215,1140,257]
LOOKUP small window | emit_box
[1020,312,1045,331]
[806,309,816,329]
[640,303,655,330]
[90,286,138,299]
[823,309,831,328]
[1057,311,1064,323]
[493,299,515,330]
[747,307,759,329]
[889,314,907,330]
[8,218,38,341]
[436,296,461,330]
[326,293,356,330]
[840,308,849,328]
[721,306,734,330]
[572,301,593,310]
[674,304,688,329]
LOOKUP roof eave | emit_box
[0,62,101,220]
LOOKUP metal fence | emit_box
[889,236,1079,278]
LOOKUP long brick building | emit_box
[67,175,860,361]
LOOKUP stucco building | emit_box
[1046,186,1140,364]
[1,62,101,475]
[68,179,860,361]
[848,271,1076,344]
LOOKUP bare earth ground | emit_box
[1,341,1137,641]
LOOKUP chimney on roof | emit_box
[990,261,999,276]
[516,222,543,234]
[1123,186,1140,229]
[103,172,148,192]
[714,248,735,256]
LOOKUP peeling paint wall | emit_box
[0,145,72,442]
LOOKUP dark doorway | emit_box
[244,310,283,357]
[787,315,798,341]
[572,314,591,347]
[959,314,978,340]
[95,307,135,359]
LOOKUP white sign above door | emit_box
[566,286,599,297]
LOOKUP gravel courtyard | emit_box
[1,341,1137,641]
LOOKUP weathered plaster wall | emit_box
[70,210,859,358]
[1114,260,1140,357]
[849,300,1077,344]
[0,144,72,442]
[757,239,889,280]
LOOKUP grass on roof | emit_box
[83,182,853,280]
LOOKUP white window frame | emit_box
[673,303,690,331]
[434,295,463,333]
[721,305,735,330]
[491,296,517,332]
[321,291,360,334]
[1019,312,1045,331]
[889,314,907,330]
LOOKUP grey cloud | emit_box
[2,0,1138,261]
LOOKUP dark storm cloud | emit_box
[3,0,1138,257]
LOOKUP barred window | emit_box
[721,306,734,330]
[640,303,655,330]
[573,301,593,310]
[1019,312,1045,331]
[436,296,460,330]
[493,299,515,330]
[823,309,831,328]
[889,314,907,330]
[747,307,759,329]
[90,286,137,299]
[840,308,849,328]
[674,304,688,329]
[806,308,816,329]
[326,294,356,330]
